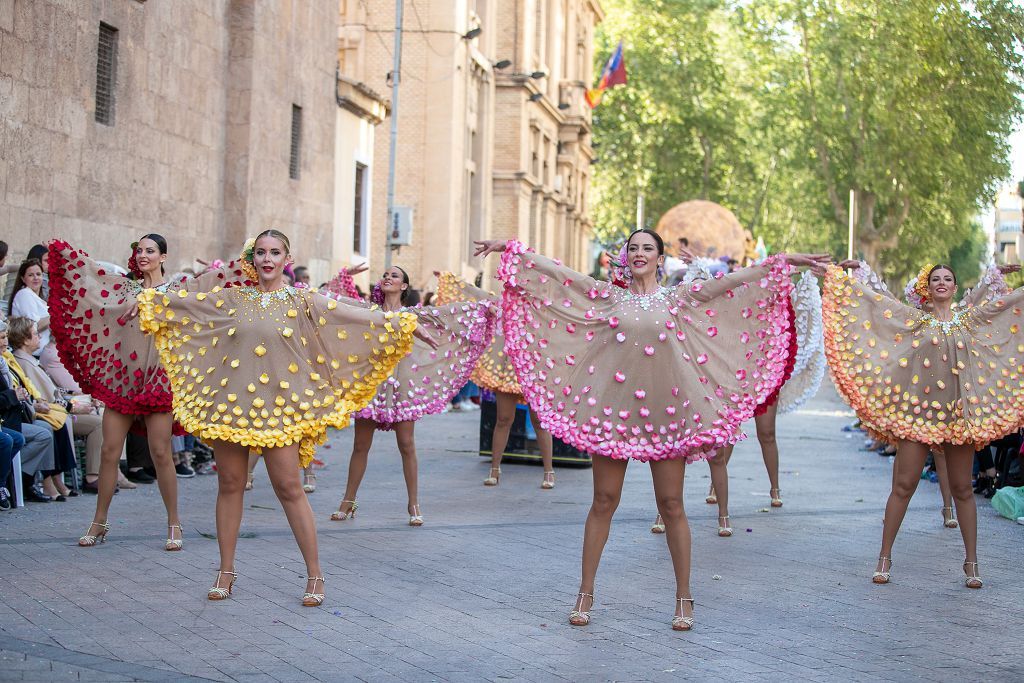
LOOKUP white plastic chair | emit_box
[11,451,23,507]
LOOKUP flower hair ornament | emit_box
[238,237,258,282]
[127,241,143,279]
[370,283,385,305]
[904,262,934,309]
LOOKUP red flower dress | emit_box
[46,239,251,416]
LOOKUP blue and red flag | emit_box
[585,41,627,108]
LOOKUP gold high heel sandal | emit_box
[330,500,358,521]
[483,467,501,486]
[302,471,316,494]
[770,488,783,508]
[963,561,983,589]
[78,521,110,547]
[165,524,184,551]
[208,570,237,600]
[651,514,666,534]
[872,556,892,584]
[717,515,732,537]
[541,471,555,489]
[705,484,717,504]
[302,576,326,606]
[672,597,695,631]
[408,505,424,526]
[569,592,594,626]
[942,506,959,528]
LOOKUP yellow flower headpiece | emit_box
[914,263,934,303]
[239,237,258,282]
[905,262,937,307]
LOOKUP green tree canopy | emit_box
[591,0,1024,287]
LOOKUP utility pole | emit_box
[847,189,856,261]
[384,0,404,270]
[635,193,645,231]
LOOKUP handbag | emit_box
[34,402,68,430]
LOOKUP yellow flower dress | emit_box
[823,263,1024,448]
[138,285,417,466]
[434,272,522,397]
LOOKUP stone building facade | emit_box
[352,0,602,291]
[0,0,340,280]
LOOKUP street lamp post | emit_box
[384,0,404,270]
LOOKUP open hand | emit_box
[118,302,140,325]
[784,253,831,269]
[835,259,861,270]
[414,325,439,349]
[347,263,369,276]
[998,264,1021,275]
[677,245,698,264]
[473,240,507,258]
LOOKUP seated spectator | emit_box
[0,423,24,510]
[8,257,80,392]
[0,318,55,503]
[5,317,80,499]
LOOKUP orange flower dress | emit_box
[823,263,1024,447]
[137,285,418,465]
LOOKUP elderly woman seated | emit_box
[0,318,55,502]
[5,317,103,500]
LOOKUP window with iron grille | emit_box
[353,163,367,254]
[95,23,118,125]
[289,105,302,180]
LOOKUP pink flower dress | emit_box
[496,240,796,462]
[321,267,499,428]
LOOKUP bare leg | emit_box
[944,443,980,584]
[933,450,956,527]
[88,410,134,524]
[755,403,782,504]
[528,406,555,487]
[876,440,929,575]
[393,421,420,519]
[650,458,694,625]
[573,454,628,622]
[144,412,180,537]
[485,392,518,484]
[212,441,248,577]
[335,418,375,518]
[263,444,324,600]
[707,446,733,536]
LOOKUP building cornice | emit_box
[336,75,389,125]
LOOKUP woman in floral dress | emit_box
[824,260,1023,588]
[327,265,494,526]
[139,230,422,605]
[475,230,825,630]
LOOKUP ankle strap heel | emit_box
[672,597,695,631]
[303,576,326,606]
[208,570,238,600]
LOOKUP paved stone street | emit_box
[1,382,1022,682]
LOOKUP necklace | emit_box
[617,286,670,311]
[921,308,970,334]
[240,286,295,310]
